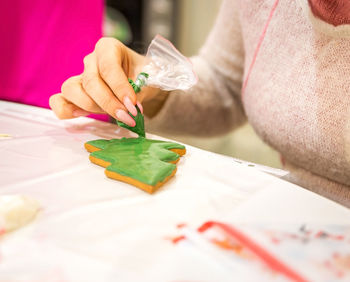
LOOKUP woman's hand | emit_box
[49,37,159,126]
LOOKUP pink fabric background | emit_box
[0,0,109,121]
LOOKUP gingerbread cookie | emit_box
[85,137,186,193]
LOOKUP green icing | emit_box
[116,73,149,137]
[117,106,145,137]
[87,137,185,186]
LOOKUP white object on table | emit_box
[0,195,40,233]
[0,101,349,282]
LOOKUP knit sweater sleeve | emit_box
[146,0,246,137]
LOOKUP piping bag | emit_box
[116,35,197,137]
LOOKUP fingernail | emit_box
[123,96,137,116]
[116,110,136,127]
[73,109,89,117]
[136,101,143,114]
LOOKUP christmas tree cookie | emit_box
[85,137,186,193]
[85,100,186,193]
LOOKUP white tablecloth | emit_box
[1,101,349,281]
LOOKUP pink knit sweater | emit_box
[147,0,350,207]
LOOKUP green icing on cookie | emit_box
[86,138,185,186]
[117,106,145,137]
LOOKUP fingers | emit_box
[136,101,143,114]
[61,75,104,113]
[49,94,90,119]
[51,38,146,125]
[95,38,138,116]
[82,52,136,127]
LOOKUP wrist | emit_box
[141,88,169,118]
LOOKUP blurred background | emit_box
[105,0,281,168]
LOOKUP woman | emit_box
[50,0,350,207]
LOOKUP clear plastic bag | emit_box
[141,35,197,91]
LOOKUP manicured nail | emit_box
[123,96,137,116]
[136,101,143,114]
[116,110,136,127]
[73,109,89,117]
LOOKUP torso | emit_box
[239,0,350,186]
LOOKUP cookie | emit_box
[85,138,186,193]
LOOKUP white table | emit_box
[1,101,349,281]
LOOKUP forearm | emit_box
[142,89,169,118]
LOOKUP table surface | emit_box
[1,101,349,282]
